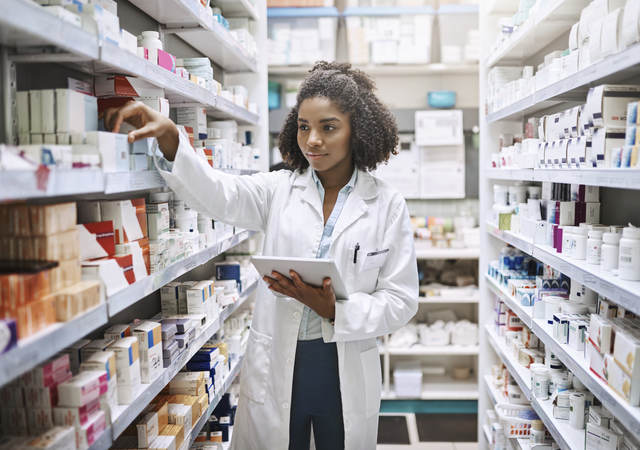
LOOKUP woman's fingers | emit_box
[109,101,143,134]
[128,122,159,143]
[289,271,306,288]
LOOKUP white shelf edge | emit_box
[485,325,532,397]
[0,169,105,202]
[385,345,479,356]
[486,223,640,317]
[419,296,479,304]
[109,281,256,440]
[415,246,480,260]
[0,304,108,387]
[0,0,99,59]
[485,0,580,68]
[487,42,640,122]
[485,273,640,440]
[485,274,533,328]
[483,424,492,445]
[486,168,640,190]
[382,380,479,400]
[269,63,479,76]
[108,230,255,316]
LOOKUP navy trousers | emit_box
[288,339,345,450]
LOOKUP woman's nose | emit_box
[308,129,322,147]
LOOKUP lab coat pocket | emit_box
[240,328,272,404]
[360,347,382,417]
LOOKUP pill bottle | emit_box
[619,226,640,281]
[587,230,603,265]
[601,232,621,272]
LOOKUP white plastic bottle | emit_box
[601,232,621,272]
[619,226,640,281]
[587,230,603,265]
[140,31,163,64]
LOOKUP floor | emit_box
[378,443,478,449]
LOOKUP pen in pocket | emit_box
[354,243,360,264]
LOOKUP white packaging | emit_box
[17,91,30,135]
[588,85,640,128]
[108,336,141,387]
[147,202,170,240]
[621,0,640,47]
[55,89,98,133]
[81,259,129,298]
[120,29,138,54]
[56,370,105,407]
[149,435,176,450]
[600,9,622,57]
[618,226,640,280]
[590,314,613,354]
[612,324,640,379]
[41,89,56,134]
[569,392,586,429]
[100,200,144,244]
[607,357,640,405]
[176,106,208,140]
[161,282,180,315]
[137,411,159,448]
[133,321,163,383]
[29,90,43,133]
[591,127,626,167]
[167,403,192,433]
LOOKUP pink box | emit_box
[53,399,101,428]
[77,410,106,449]
[157,49,176,73]
[22,354,71,388]
[57,371,107,407]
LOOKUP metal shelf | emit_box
[217,0,259,20]
[104,171,166,195]
[531,318,640,440]
[171,21,257,73]
[485,275,533,328]
[0,0,99,59]
[486,223,535,255]
[487,224,640,317]
[210,96,260,125]
[0,169,105,202]
[386,345,479,356]
[487,42,640,122]
[108,230,256,316]
[487,168,640,190]
[486,325,532,398]
[109,280,256,440]
[127,0,210,28]
[484,273,640,440]
[0,304,108,387]
[186,355,244,447]
[269,63,478,77]
[415,246,480,260]
[531,394,586,450]
[485,0,584,68]
[383,378,478,400]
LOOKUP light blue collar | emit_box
[312,166,358,193]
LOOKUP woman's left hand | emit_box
[263,271,336,320]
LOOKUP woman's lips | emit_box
[306,153,327,160]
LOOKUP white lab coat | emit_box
[157,132,419,450]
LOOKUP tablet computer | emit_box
[250,256,349,299]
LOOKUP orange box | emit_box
[17,305,31,339]
[159,425,184,449]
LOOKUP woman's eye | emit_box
[324,125,335,131]
[298,125,309,131]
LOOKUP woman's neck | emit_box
[316,160,355,190]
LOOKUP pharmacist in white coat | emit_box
[104,61,418,450]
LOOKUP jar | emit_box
[562,226,577,258]
[602,232,622,272]
[140,30,163,63]
[573,226,588,259]
[494,184,508,206]
[587,230,603,265]
[619,226,640,281]
[532,367,550,399]
[530,420,546,444]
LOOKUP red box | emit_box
[113,254,135,285]
[77,221,116,261]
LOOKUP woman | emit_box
[105,61,418,450]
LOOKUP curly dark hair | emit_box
[278,61,398,172]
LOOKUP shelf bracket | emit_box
[1,46,17,145]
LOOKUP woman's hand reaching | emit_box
[263,271,336,320]
[103,101,180,161]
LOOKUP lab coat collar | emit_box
[292,167,379,201]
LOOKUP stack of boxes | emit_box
[132,321,163,384]
[0,203,103,342]
[0,353,113,449]
[78,198,149,296]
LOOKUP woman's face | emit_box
[297,97,352,173]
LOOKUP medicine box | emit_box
[161,282,180,315]
[612,324,640,379]
[167,403,192,434]
[56,370,107,407]
[77,221,116,261]
[607,357,640,405]
[55,89,98,134]
[22,426,76,450]
[160,424,184,449]
[77,410,106,449]
[53,398,101,428]
[590,314,613,354]
[100,199,147,244]
[147,202,170,240]
[21,354,71,388]
[588,85,640,128]
[80,351,117,384]
[108,336,141,387]
[133,321,163,383]
[137,410,160,448]
[149,435,176,450]
[103,324,131,341]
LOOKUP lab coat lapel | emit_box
[293,168,323,220]
[332,170,377,241]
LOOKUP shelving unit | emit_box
[480,0,640,444]
[383,378,479,400]
[0,0,267,447]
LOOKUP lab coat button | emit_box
[287,357,293,364]
[282,402,289,409]
[293,311,301,320]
